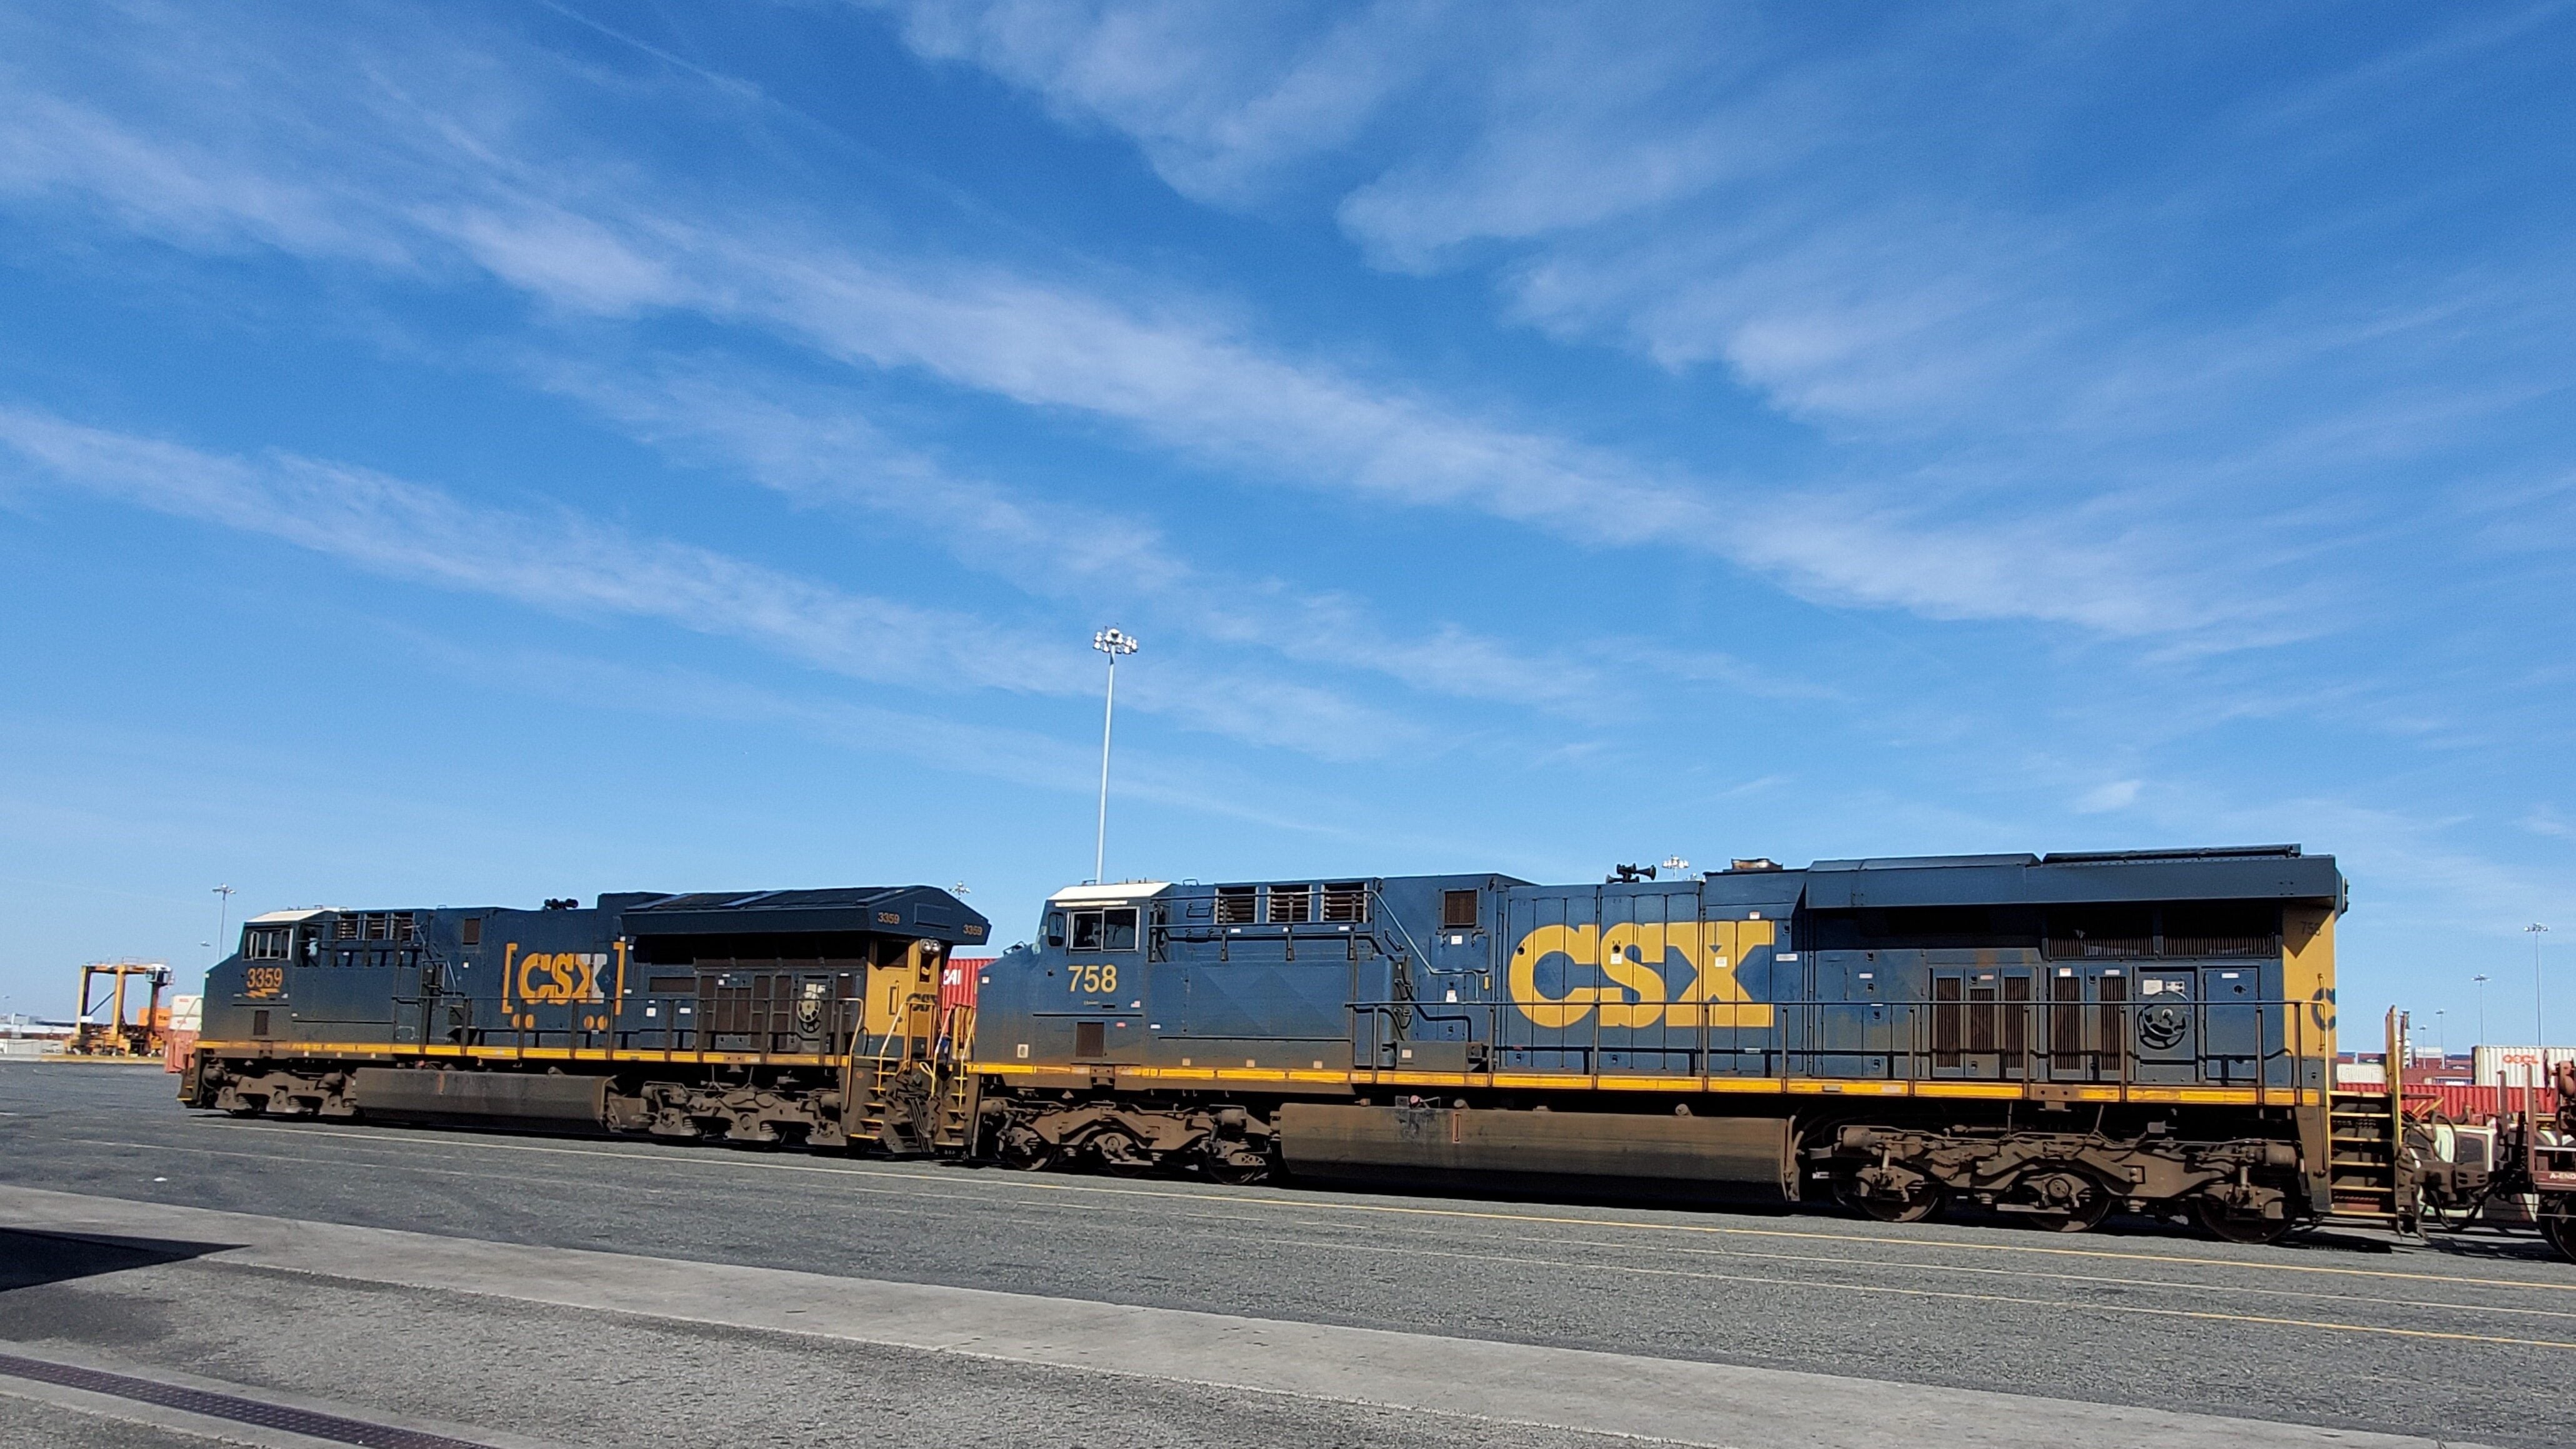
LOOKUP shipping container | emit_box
[2470,1045,2576,1088]
[163,993,202,1073]
[942,957,994,1013]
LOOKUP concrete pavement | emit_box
[0,1185,2505,1449]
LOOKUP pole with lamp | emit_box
[2474,973,2489,1048]
[1091,627,1139,886]
[2529,923,2550,1099]
[2530,923,2550,1052]
[211,885,236,961]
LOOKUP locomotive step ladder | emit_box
[842,946,952,1155]
[931,1068,979,1154]
[2321,1010,2417,1230]
[929,1005,980,1155]
[2327,1089,2401,1221]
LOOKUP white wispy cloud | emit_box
[0,403,1059,691]
[423,640,1489,853]
[866,2,2574,646]
[2075,779,2142,814]
[877,0,1441,206]
[0,403,1437,758]
[532,354,1810,711]
[0,2,2259,641]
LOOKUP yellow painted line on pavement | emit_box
[1479,1235,2576,1325]
[1277,1235,2576,1352]
[67,1127,2576,1351]
[116,1130,2576,1330]
[126,1118,2576,1298]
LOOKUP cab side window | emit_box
[1066,908,1138,951]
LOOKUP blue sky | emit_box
[1,2,2570,1046]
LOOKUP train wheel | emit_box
[1203,1156,1271,1186]
[996,1132,1057,1171]
[1838,1178,1944,1223]
[2192,1196,2296,1246]
[1089,1129,1152,1175]
[2010,1172,2114,1233]
[2541,1199,2575,1264]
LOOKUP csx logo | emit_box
[516,951,607,1004]
[1507,920,1775,1029]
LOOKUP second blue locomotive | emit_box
[971,846,2343,1238]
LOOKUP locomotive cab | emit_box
[1028,881,1164,1064]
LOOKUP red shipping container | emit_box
[942,956,994,1013]
[2401,1083,2559,1121]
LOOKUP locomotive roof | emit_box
[612,886,990,945]
[1800,846,2343,910]
[1152,846,2342,913]
[1050,881,1174,905]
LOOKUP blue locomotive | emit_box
[182,846,2356,1241]
[186,886,989,1152]
[969,847,2346,1240]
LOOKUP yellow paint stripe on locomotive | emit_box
[2130,1086,2259,1105]
[1113,1066,1216,1082]
[1785,1079,1911,1096]
[1368,1070,1473,1088]
[194,1040,840,1068]
[1909,1081,2027,1100]
[199,1041,2318,1109]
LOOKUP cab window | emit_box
[1067,908,1138,951]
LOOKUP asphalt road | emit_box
[3,1062,2571,1448]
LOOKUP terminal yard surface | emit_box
[2,1065,2570,1448]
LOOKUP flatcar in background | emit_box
[174,846,2573,1256]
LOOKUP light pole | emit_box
[2475,973,2489,1047]
[2435,1009,2446,1062]
[212,885,236,960]
[1091,627,1139,885]
[2530,923,2549,1050]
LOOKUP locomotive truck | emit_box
[182,844,2563,1251]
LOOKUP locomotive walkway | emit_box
[3,1064,2569,1448]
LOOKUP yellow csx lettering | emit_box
[515,951,606,1005]
[1505,920,1776,1030]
